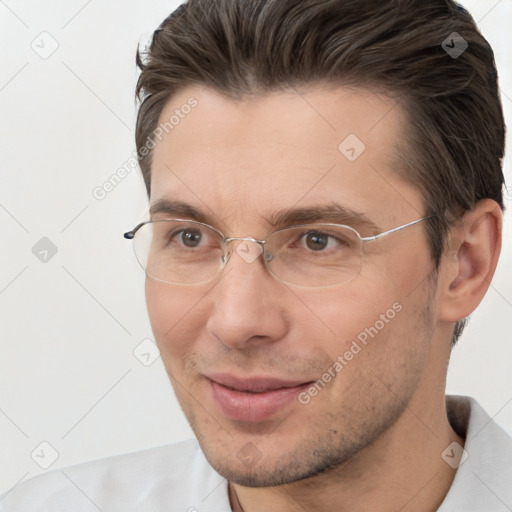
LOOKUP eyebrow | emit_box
[150,199,210,224]
[268,203,380,233]
[149,199,380,234]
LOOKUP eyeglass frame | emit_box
[124,215,432,288]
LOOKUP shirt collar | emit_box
[437,395,512,511]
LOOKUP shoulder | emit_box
[0,439,229,512]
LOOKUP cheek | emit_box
[291,268,428,376]
[303,286,429,405]
[145,280,207,363]
[294,281,400,348]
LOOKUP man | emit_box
[2,0,511,510]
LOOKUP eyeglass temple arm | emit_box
[361,216,431,242]
[123,222,147,240]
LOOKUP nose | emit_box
[206,241,288,350]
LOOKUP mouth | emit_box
[206,373,314,422]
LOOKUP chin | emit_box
[193,423,368,488]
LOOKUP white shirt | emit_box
[1,395,511,511]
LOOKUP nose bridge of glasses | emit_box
[223,237,266,265]
[224,236,265,245]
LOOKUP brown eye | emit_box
[304,232,329,251]
[180,229,203,247]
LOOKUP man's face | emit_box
[146,85,440,486]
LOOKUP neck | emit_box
[229,394,464,512]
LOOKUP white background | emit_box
[0,0,511,495]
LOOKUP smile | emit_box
[207,374,314,422]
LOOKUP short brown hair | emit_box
[135,0,505,344]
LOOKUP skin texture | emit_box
[144,84,502,512]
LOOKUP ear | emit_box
[438,199,502,322]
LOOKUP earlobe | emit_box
[438,199,502,322]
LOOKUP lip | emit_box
[207,373,313,422]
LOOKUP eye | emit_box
[304,232,329,251]
[300,231,343,251]
[157,223,213,250]
[179,228,203,248]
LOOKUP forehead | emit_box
[149,85,422,231]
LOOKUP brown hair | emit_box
[135,0,505,344]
